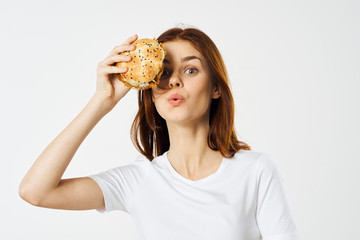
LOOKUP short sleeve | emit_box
[88,155,150,214]
[255,153,300,240]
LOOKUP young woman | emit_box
[19,27,300,240]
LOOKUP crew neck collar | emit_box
[163,150,228,185]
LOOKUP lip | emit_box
[168,99,183,106]
[167,93,184,106]
[167,93,184,101]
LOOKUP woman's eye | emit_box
[161,69,169,78]
[185,68,198,75]
[161,68,198,79]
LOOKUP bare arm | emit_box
[19,34,138,209]
[19,95,108,205]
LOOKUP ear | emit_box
[211,85,221,99]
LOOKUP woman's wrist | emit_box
[89,93,115,117]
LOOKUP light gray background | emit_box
[1,0,359,239]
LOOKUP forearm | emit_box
[19,94,110,201]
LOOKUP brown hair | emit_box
[130,26,251,161]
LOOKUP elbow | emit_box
[18,184,41,206]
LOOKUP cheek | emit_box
[151,89,163,103]
[190,78,212,99]
[151,87,168,101]
[188,83,213,111]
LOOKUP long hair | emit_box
[130,26,251,161]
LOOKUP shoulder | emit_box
[230,150,281,174]
[230,149,264,166]
[233,149,277,164]
[232,149,263,160]
[126,154,152,173]
[97,154,152,180]
[247,152,285,182]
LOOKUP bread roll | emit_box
[115,38,166,90]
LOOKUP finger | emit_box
[100,54,132,66]
[109,44,136,55]
[122,34,138,45]
[98,66,128,75]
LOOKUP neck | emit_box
[166,118,222,169]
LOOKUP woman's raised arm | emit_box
[18,34,138,209]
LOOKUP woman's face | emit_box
[152,40,220,125]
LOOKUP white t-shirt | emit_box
[88,149,300,240]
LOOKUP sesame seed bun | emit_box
[115,38,166,90]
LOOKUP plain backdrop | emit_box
[1,0,359,239]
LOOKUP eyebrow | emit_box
[164,56,202,64]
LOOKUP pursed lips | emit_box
[167,93,184,106]
[168,93,184,101]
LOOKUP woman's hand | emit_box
[94,34,138,110]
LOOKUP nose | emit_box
[168,73,183,88]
